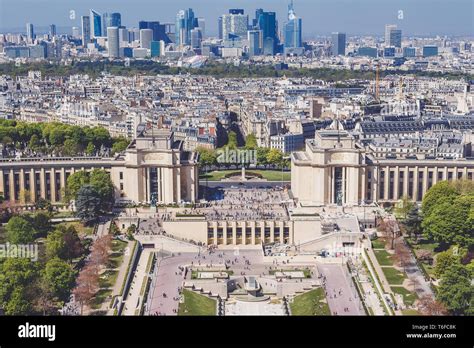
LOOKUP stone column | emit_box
[223,222,228,245]
[40,168,46,199]
[384,166,390,201]
[50,168,56,203]
[0,169,4,197]
[422,167,429,197]
[393,166,399,201]
[29,169,36,203]
[9,169,15,203]
[232,222,237,245]
[403,166,409,198]
[413,166,419,201]
[251,222,256,245]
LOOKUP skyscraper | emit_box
[197,18,206,38]
[90,9,102,37]
[72,27,80,39]
[26,23,34,42]
[138,21,171,44]
[385,24,401,48]
[81,16,91,46]
[218,17,223,39]
[49,24,57,37]
[118,27,129,44]
[150,40,165,57]
[175,8,196,46]
[221,10,248,39]
[248,30,262,57]
[103,12,121,34]
[284,1,302,49]
[190,28,202,49]
[107,27,120,58]
[331,32,346,56]
[255,10,278,55]
[140,28,153,49]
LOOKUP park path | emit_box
[122,249,152,315]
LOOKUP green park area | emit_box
[391,286,418,306]
[178,289,216,316]
[290,288,330,316]
[200,170,291,182]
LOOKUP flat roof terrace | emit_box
[161,187,290,222]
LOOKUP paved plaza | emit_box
[317,263,364,316]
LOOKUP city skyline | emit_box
[0,0,473,37]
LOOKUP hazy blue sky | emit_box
[0,0,472,37]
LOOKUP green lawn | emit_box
[290,288,330,316]
[178,289,216,316]
[382,267,406,285]
[200,170,291,182]
[269,269,312,278]
[374,249,393,266]
[391,286,418,306]
[402,309,420,315]
[90,289,112,310]
[111,239,128,253]
[371,238,386,249]
[99,270,119,289]
[57,221,93,236]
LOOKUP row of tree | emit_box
[197,133,289,169]
[0,214,85,314]
[395,180,474,315]
[2,61,471,82]
[0,120,129,157]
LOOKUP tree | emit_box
[418,295,448,315]
[422,195,474,248]
[394,196,415,220]
[89,169,115,208]
[266,148,284,167]
[66,171,90,200]
[73,264,99,314]
[35,198,52,212]
[421,181,459,219]
[19,189,31,205]
[90,235,112,266]
[75,185,102,223]
[33,280,56,315]
[32,212,52,236]
[62,138,81,156]
[43,258,76,302]
[226,131,238,149]
[393,241,412,273]
[46,229,66,260]
[378,219,400,250]
[5,216,36,244]
[111,138,129,154]
[404,205,422,239]
[0,258,38,315]
[434,250,460,279]
[436,263,473,315]
[244,133,258,149]
[197,147,217,168]
[256,147,270,167]
[85,142,95,156]
[62,226,84,261]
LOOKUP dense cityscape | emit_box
[0,0,472,345]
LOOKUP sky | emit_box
[0,0,472,37]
